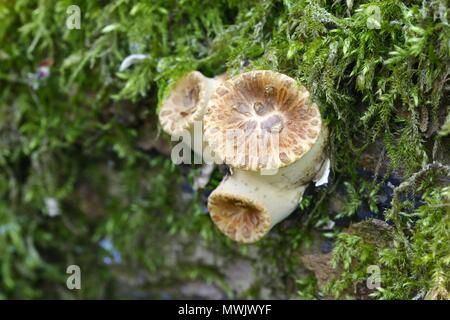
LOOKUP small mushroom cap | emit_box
[208,192,271,243]
[159,71,209,136]
[204,70,322,171]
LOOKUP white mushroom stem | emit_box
[202,70,329,242]
[208,125,328,243]
[255,125,329,189]
[209,169,306,242]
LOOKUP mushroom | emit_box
[158,71,225,156]
[204,70,328,243]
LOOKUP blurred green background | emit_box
[0,0,448,299]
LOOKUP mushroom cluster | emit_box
[159,70,328,243]
[158,71,226,156]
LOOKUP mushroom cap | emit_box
[159,71,210,136]
[204,70,322,171]
[208,192,271,243]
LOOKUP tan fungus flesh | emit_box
[204,70,322,171]
[159,71,207,136]
[208,193,271,243]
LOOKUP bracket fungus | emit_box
[158,71,225,155]
[204,70,329,243]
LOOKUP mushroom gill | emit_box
[204,70,323,172]
[159,71,212,137]
[158,71,226,155]
[208,192,271,243]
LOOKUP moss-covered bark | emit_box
[0,0,448,299]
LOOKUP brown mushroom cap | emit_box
[204,70,322,171]
[208,192,271,243]
[159,71,209,136]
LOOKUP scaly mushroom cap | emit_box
[159,71,209,136]
[204,70,322,171]
[208,192,271,243]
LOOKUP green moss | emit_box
[326,187,449,299]
[0,0,448,299]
